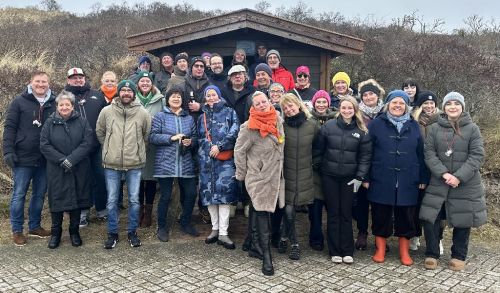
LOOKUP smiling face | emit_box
[168,92,183,110]
[234,51,245,63]
[421,100,436,115]
[30,73,50,97]
[205,89,220,108]
[267,54,280,70]
[388,97,407,117]
[314,98,329,114]
[296,73,309,87]
[339,100,355,121]
[139,61,150,71]
[269,87,284,104]
[252,93,270,112]
[119,87,135,105]
[176,59,188,71]
[57,98,74,119]
[334,80,348,95]
[67,74,85,87]
[362,91,379,107]
[161,55,173,68]
[101,73,117,89]
[256,71,271,88]
[444,100,463,120]
[137,77,152,94]
[282,102,300,118]
[210,56,224,74]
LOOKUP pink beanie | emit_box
[311,90,331,107]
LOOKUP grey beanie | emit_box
[266,49,281,61]
[442,91,465,109]
[255,63,273,77]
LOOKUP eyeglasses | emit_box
[193,64,205,68]
[120,88,134,93]
[269,90,284,94]
[297,74,309,78]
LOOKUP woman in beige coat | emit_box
[235,91,285,276]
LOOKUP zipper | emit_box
[294,125,299,206]
[121,107,126,169]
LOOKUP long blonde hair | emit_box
[336,95,368,133]
[279,93,311,118]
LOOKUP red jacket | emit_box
[272,66,295,91]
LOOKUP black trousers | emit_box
[51,209,80,235]
[322,175,354,257]
[352,185,369,235]
[371,202,417,239]
[413,188,426,237]
[281,204,298,244]
[139,180,157,205]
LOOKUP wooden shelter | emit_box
[127,9,365,91]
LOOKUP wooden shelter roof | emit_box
[127,8,365,55]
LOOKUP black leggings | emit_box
[139,180,157,205]
[371,202,417,239]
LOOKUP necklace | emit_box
[444,128,456,157]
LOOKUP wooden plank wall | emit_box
[151,29,335,90]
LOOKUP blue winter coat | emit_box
[150,107,197,178]
[197,99,240,206]
[367,112,427,206]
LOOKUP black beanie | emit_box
[416,90,438,108]
[175,53,189,65]
[160,52,174,60]
[359,84,381,97]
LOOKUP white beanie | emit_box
[442,91,465,109]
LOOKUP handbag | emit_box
[203,113,234,160]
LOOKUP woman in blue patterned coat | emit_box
[198,85,240,249]
[150,86,199,242]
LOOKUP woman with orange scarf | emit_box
[100,71,118,104]
[234,91,285,276]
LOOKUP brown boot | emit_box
[449,258,465,271]
[372,236,386,263]
[142,204,153,228]
[399,237,413,266]
[139,204,145,227]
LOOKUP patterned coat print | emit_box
[149,107,197,178]
[197,100,240,206]
[419,113,487,228]
[234,118,286,212]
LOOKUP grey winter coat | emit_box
[419,113,487,228]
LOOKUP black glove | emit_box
[60,159,73,172]
[4,153,17,168]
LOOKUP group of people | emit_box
[2,42,487,277]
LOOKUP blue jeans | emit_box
[157,177,196,229]
[10,166,47,232]
[105,168,141,234]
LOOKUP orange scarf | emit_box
[100,85,117,104]
[248,106,279,139]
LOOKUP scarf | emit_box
[386,111,410,133]
[137,91,154,107]
[248,106,279,139]
[100,84,117,103]
[359,100,384,119]
[295,83,310,90]
[173,66,187,77]
[65,82,91,97]
[27,85,52,105]
[284,111,307,128]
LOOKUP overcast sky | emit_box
[1,0,498,31]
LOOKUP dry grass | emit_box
[0,7,70,25]
[481,123,500,176]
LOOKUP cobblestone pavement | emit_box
[1,213,500,293]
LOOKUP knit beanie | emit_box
[255,63,273,77]
[311,90,331,107]
[296,65,310,76]
[266,49,281,61]
[117,80,137,96]
[359,83,381,97]
[138,56,151,66]
[204,85,222,99]
[416,90,438,108]
[385,90,410,105]
[159,52,174,60]
[175,53,189,65]
[442,91,465,109]
[332,72,351,87]
[201,52,211,59]
[137,71,153,83]
[190,57,205,71]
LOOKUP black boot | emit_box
[69,209,82,247]
[256,211,274,276]
[241,208,252,252]
[48,212,63,249]
[248,205,263,259]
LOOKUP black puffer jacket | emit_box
[40,111,94,212]
[221,80,255,123]
[316,118,372,179]
[2,88,56,166]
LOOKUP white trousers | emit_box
[207,204,230,236]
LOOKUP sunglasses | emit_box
[297,74,309,78]
[193,64,205,68]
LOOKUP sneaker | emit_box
[13,232,27,246]
[181,225,200,237]
[157,228,169,242]
[289,244,300,260]
[331,256,343,263]
[424,257,438,270]
[342,256,354,264]
[205,230,218,244]
[79,218,89,228]
[410,237,420,251]
[127,232,142,247]
[104,233,118,249]
[28,227,51,238]
[439,240,444,255]
[217,235,236,250]
[277,240,287,254]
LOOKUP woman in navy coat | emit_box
[366,90,427,266]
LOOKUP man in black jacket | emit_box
[222,65,255,124]
[64,67,107,227]
[3,70,56,246]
